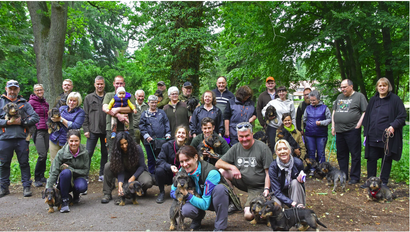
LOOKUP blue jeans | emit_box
[305,136,328,165]
[0,139,31,188]
[86,132,108,176]
[58,169,88,199]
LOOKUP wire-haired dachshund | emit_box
[365,176,396,202]
[118,181,144,206]
[3,102,35,141]
[197,133,222,161]
[253,130,268,144]
[304,158,326,179]
[318,162,346,192]
[260,200,327,231]
[265,105,278,125]
[249,194,271,227]
[41,187,72,213]
[46,108,63,134]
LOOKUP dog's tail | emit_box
[313,213,327,228]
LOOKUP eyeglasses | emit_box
[170,93,178,96]
[34,89,44,92]
[236,122,252,130]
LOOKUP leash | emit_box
[380,129,394,178]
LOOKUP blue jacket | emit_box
[269,157,304,207]
[139,109,171,144]
[189,105,223,135]
[304,102,329,137]
[0,94,39,140]
[49,106,85,145]
[224,97,256,137]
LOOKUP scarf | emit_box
[284,124,295,133]
[276,155,294,188]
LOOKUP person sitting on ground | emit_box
[101,132,154,204]
[46,129,89,213]
[107,87,138,138]
[155,126,189,204]
[191,117,230,165]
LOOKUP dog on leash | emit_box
[365,176,395,202]
[197,133,222,161]
[3,102,36,141]
[169,168,199,231]
[260,200,327,231]
[118,181,144,206]
[46,108,63,134]
[318,162,346,192]
[249,194,271,227]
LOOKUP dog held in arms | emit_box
[365,176,395,202]
[118,181,144,206]
[249,194,271,227]
[3,102,36,141]
[318,162,346,192]
[169,168,200,231]
[46,108,63,134]
[260,200,327,231]
[197,133,222,161]
[186,98,199,114]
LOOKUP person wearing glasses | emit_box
[0,80,40,198]
[216,122,273,220]
[163,86,191,138]
[28,84,50,187]
[262,86,296,153]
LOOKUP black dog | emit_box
[253,130,268,144]
[365,176,395,202]
[169,168,199,231]
[318,162,346,192]
[265,105,278,125]
[276,126,301,158]
[249,194,271,227]
[118,181,144,206]
[197,133,222,162]
[304,158,326,178]
[186,98,199,114]
[3,102,36,141]
[46,108,63,134]
[260,200,327,231]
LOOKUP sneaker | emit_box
[98,176,104,182]
[111,132,116,139]
[81,190,87,195]
[228,203,240,215]
[60,198,70,213]
[33,181,44,187]
[23,186,32,197]
[0,187,10,198]
[156,191,165,204]
[101,194,112,204]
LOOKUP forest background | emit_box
[1,1,409,183]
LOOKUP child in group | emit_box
[107,87,138,138]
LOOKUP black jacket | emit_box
[156,140,181,171]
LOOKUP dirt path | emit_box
[0,174,408,231]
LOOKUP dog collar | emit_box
[202,140,212,149]
[370,189,380,198]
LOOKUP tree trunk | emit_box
[334,39,346,80]
[380,2,395,94]
[27,1,68,104]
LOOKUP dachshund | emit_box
[118,181,144,206]
[41,187,72,213]
[253,130,268,145]
[265,105,278,125]
[46,108,63,134]
[197,133,222,162]
[304,158,326,179]
[260,200,327,231]
[186,98,199,114]
[276,126,301,158]
[3,102,36,141]
[249,194,271,227]
[318,162,346,192]
[365,176,395,202]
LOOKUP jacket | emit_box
[163,101,191,138]
[303,101,331,137]
[46,143,89,188]
[28,94,49,130]
[212,87,234,120]
[155,140,181,171]
[49,106,85,145]
[262,98,296,129]
[189,105,223,135]
[296,101,309,132]
[269,157,304,207]
[363,92,406,161]
[139,109,171,144]
[83,91,106,134]
[0,94,39,140]
[224,97,256,137]
[133,102,149,130]
[257,90,278,127]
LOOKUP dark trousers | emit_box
[144,144,157,174]
[0,139,31,188]
[58,169,88,199]
[366,146,392,185]
[86,132,108,176]
[336,128,362,181]
[305,136,328,165]
[266,125,277,154]
[34,130,49,181]
[155,166,173,192]
[181,184,229,231]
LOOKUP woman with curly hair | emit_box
[224,85,257,146]
[101,132,153,204]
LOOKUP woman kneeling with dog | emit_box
[269,139,306,209]
[101,132,153,204]
[172,145,240,231]
[46,129,89,213]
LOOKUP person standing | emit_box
[179,81,198,102]
[133,90,148,145]
[29,84,50,187]
[163,86,191,138]
[332,79,367,185]
[212,76,235,119]
[83,76,108,182]
[54,79,73,108]
[0,80,39,198]
[156,81,169,109]
[256,77,278,129]
[362,77,406,188]
[296,88,311,135]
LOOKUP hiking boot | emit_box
[101,194,112,204]
[228,203,240,215]
[23,186,32,197]
[190,210,205,230]
[156,191,165,204]
[60,198,70,213]
[0,187,10,198]
[33,181,44,187]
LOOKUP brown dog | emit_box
[118,181,144,206]
[42,188,62,213]
[365,176,395,202]
[3,102,35,141]
[46,108,62,134]
[249,194,271,227]
[197,133,222,161]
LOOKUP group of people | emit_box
[0,76,406,230]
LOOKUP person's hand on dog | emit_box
[50,116,61,123]
[128,176,136,183]
[231,166,241,179]
[7,117,21,125]
[170,165,178,173]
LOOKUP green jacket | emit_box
[46,144,89,188]
[157,89,170,109]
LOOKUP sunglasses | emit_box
[236,122,252,130]
[7,81,19,86]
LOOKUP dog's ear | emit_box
[3,104,9,111]
[172,175,178,187]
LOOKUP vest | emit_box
[304,104,327,137]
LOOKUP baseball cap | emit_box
[266,77,275,82]
[6,80,19,88]
[157,81,165,86]
[183,81,193,88]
